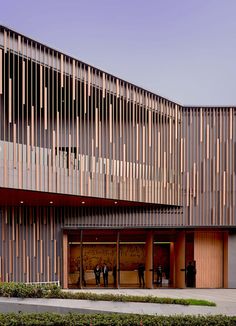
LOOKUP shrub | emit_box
[0,282,216,306]
[0,313,234,326]
[0,282,61,299]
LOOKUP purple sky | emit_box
[1,0,236,106]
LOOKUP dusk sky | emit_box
[1,0,236,106]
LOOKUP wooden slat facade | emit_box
[0,206,63,283]
[0,26,181,206]
[182,107,236,226]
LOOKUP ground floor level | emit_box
[0,203,235,289]
[64,228,233,289]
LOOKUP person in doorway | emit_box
[112,265,117,287]
[186,261,196,287]
[94,264,101,286]
[102,263,109,287]
[137,263,145,288]
[81,267,86,287]
[77,267,86,288]
[157,265,162,285]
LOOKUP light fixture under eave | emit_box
[114,201,118,204]
[49,201,53,204]
[81,201,85,204]
[20,201,24,204]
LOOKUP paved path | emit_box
[0,289,235,316]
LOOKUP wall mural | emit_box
[70,244,170,272]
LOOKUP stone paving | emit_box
[0,289,235,316]
[64,288,236,315]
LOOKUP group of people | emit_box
[138,263,163,287]
[80,262,195,288]
[94,263,117,287]
[138,262,196,288]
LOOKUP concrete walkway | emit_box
[0,289,235,316]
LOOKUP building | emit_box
[0,25,235,289]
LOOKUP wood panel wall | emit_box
[194,231,223,288]
[174,231,185,288]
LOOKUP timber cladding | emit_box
[0,26,181,206]
[182,107,236,226]
[0,206,63,283]
[0,205,183,283]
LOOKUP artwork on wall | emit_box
[69,243,171,275]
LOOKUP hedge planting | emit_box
[0,313,235,325]
[0,282,61,298]
[0,282,216,306]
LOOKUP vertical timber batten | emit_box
[62,233,68,289]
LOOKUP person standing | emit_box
[81,267,86,287]
[77,267,86,288]
[137,263,145,288]
[186,261,196,287]
[112,265,117,287]
[157,265,162,285]
[102,263,109,287]
[94,264,101,286]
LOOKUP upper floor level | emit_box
[0,25,181,206]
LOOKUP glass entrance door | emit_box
[153,242,171,288]
[68,230,117,288]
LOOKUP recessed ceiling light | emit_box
[20,201,24,204]
[49,201,53,204]
[114,201,118,204]
[82,201,85,204]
